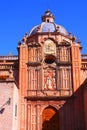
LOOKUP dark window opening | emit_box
[47,19,49,22]
[45,55,56,64]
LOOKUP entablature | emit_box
[25,95,71,101]
[56,62,72,66]
[27,32,74,46]
[26,89,73,100]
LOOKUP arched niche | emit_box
[42,105,59,130]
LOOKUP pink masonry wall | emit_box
[0,81,18,130]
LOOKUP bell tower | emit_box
[18,10,82,130]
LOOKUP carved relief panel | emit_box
[44,39,56,56]
[44,67,56,90]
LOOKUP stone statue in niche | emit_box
[44,69,56,90]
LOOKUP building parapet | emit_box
[81,54,87,60]
[0,55,18,61]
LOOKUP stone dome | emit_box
[29,10,68,36]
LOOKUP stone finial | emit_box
[72,35,76,42]
[22,36,26,43]
[25,32,28,38]
[69,32,73,38]
[18,40,21,46]
[37,26,40,32]
[25,32,28,36]
[77,39,81,44]
[57,26,60,32]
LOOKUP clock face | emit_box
[44,39,56,55]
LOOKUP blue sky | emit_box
[0,0,87,55]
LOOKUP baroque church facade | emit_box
[0,10,87,130]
